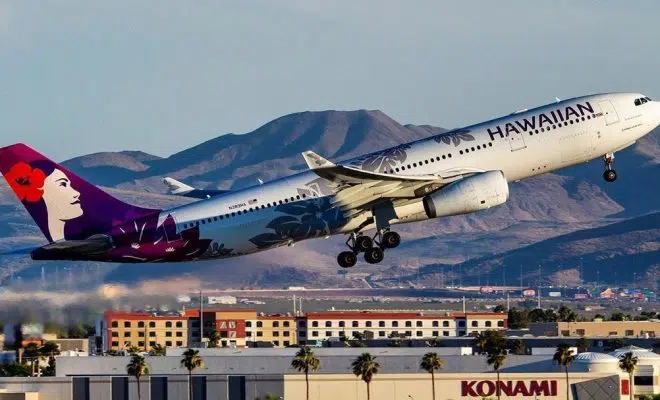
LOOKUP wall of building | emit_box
[283,373,622,400]
[557,321,660,338]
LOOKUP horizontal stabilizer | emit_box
[31,235,114,260]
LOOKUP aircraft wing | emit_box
[163,177,230,199]
[301,150,483,217]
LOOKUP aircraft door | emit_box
[598,100,620,125]
[507,129,527,152]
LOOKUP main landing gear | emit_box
[336,230,401,268]
[603,153,617,183]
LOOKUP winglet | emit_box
[163,177,195,195]
[302,151,336,170]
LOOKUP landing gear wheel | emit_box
[603,169,617,183]
[355,235,374,252]
[381,231,401,249]
[337,251,357,268]
[364,247,384,264]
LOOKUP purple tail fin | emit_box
[0,143,158,242]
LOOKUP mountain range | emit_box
[1,109,659,290]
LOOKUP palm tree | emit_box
[149,343,166,356]
[553,343,575,400]
[23,343,41,376]
[486,349,507,400]
[474,332,488,354]
[291,346,321,400]
[126,354,149,400]
[352,353,381,400]
[420,352,444,400]
[208,329,221,348]
[39,341,60,377]
[181,349,204,400]
[618,352,638,400]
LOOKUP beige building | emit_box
[246,314,298,348]
[557,320,660,338]
[102,311,188,352]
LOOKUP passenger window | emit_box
[635,98,641,106]
[641,98,648,104]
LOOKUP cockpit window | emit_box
[635,98,641,106]
[635,97,650,106]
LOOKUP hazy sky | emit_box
[1,1,659,160]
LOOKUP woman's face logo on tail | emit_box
[42,169,83,220]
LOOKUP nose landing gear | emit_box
[603,153,617,183]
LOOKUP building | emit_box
[100,311,189,353]
[98,309,507,352]
[530,320,660,338]
[302,311,506,343]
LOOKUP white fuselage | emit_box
[163,93,660,258]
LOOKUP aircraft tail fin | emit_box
[0,143,158,242]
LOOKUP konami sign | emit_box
[462,380,558,397]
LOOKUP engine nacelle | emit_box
[423,171,509,218]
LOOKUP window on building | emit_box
[124,321,131,328]
[149,341,156,347]
[338,331,345,337]
[257,332,263,337]
[273,332,280,337]
[326,331,332,337]
[138,341,145,347]
[416,331,423,337]
[246,331,252,337]
[273,341,279,347]
[149,322,155,328]
[176,321,183,328]
[111,341,119,347]
[471,321,478,327]
[416,321,423,327]
[273,321,279,328]
[112,332,119,337]
[312,331,319,337]
[561,330,570,336]
[176,332,183,337]
[149,332,156,337]
[497,321,504,327]
[138,332,145,338]
[379,321,385,327]
[124,332,131,337]
[635,376,653,386]
[246,321,252,328]
[299,321,306,328]
[165,341,172,347]
[405,321,412,327]
[379,331,386,337]
[405,331,412,337]
[283,331,290,337]
[625,330,634,336]
[458,321,465,327]
[312,321,319,327]
[165,332,172,337]
[338,321,345,328]
[443,331,450,337]
[432,331,438,337]
[352,321,359,328]
[111,321,118,328]
[443,321,450,327]
[284,341,290,347]
[366,321,372,328]
[299,331,306,337]
[165,322,172,328]
[176,341,183,347]
[138,321,144,328]
[576,329,586,336]
[283,321,290,327]
[485,321,492,327]
[432,321,439,327]
[257,321,263,328]
[326,321,332,328]
[392,321,399,328]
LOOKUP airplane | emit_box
[1,92,658,267]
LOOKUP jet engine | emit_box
[423,171,509,218]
